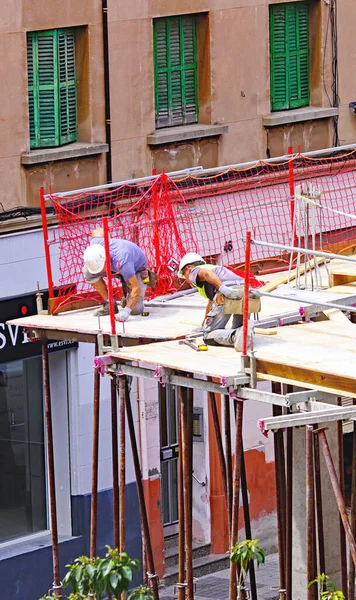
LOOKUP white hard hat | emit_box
[178,252,205,277]
[84,244,106,274]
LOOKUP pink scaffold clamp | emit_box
[258,419,269,438]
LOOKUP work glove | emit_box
[116,307,132,322]
[249,288,261,299]
[218,285,243,300]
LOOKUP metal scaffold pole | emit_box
[123,375,159,600]
[224,395,233,535]
[229,399,244,600]
[348,413,356,600]
[273,402,286,591]
[111,377,120,550]
[177,385,186,600]
[118,376,126,555]
[90,340,101,558]
[180,386,194,599]
[42,341,61,594]
[306,426,316,600]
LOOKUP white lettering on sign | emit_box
[0,322,30,350]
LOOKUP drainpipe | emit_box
[102,0,113,183]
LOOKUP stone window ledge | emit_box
[147,124,228,146]
[263,106,339,127]
[21,142,109,165]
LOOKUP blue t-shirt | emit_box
[91,238,147,281]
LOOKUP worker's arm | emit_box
[197,268,242,299]
[125,274,142,310]
[202,299,213,326]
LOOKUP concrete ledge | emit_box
[147,124,228,146]
[263,106,339,127]
[21,142,109,165]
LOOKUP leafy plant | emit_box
[230,539,265,597]
[308,573,345,600]
[60,546,139,600]
[128,585,154,599]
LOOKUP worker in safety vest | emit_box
[83,228,150,321]
[178,252,260,350]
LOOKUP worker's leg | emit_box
[127,272,147,315]
[203,328,235,347]
[203,303,231,333]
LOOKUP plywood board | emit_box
[108,321,356,397]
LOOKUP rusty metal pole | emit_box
[42,342,61,592]
[286,426,293,600]
[118,376,126,554]
[337,401,348,598]
[348,418,356,600]
[306,426,316,600]
[229,399,244,600]
[313,431,325,576]
[241,443,257,600]
[178,387,186,600]
[273,404,286,591]
[316,427,356,566]
[124,377,159,600]
[224,395,233,535]
[90,340,101,559]
[111,377,120,549]
[209,391,228,501]
[180,386,194,599]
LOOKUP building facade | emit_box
[0,1,354,598]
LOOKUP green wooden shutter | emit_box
[58,29,78,144]
[270,2,309,112]
[182,16,198,124]
[27,30,60,148]
[154,16,198,128]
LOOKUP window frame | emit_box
[269,2,310,112]
[27,28,78,150]
[153,15,199,129]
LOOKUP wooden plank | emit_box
[323,309,351,324]
[330,272,356,287]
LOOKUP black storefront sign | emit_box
[0,290,78,363]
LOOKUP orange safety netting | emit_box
[44,149,356,314]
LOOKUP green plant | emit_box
[128,585,154,599]
[309,573,345,600]
[230,539,265,596]
[61,546,140,600]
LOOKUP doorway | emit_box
[159,384,179,535]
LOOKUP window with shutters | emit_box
[153,15,198,128]
[27,29,78,149]
[269,2,310,111]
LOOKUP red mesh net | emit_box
[45,150,356,313]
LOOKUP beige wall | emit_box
[1,0,356,212]
[0,1,106,210]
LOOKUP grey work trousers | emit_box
[202,302,243,347]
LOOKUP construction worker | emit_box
[178,252,259,350]
[83,230,148,321]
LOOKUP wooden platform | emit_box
[107,321,356,398]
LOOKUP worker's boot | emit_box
[94,299,118,317]
[234,322,254,352]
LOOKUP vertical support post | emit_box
[316,428,356,566]
[242,232,251,357]
[180,386,194,600]
[90,340,101,558]
[229,399,244,600]
[39,188,54,302]
[111,378,120,550]
[348,418,356,600]
[313,432,325,576]
[306,426,316,600]
[288,147,296,246]
[102,216,116,336]
[118,376,126,554]
[209,391,227,500]
[124,377,159,600]
[178,386,186,600]
[337,401,348,598]
[273,404,286,591]
[42,342,61,590]
[224,395,233,534]
[241,443,257,600]
[286,426,293,600]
